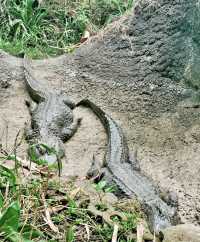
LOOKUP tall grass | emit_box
[0,0,134,58]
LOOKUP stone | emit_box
[162,224,200,242]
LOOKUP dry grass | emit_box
[0,145,145,241]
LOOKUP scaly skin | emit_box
[77,99,177,234]
[23,57,80,165]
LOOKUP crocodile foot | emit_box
[161,190,178,208]
[61,117,82,141]
[86,155,102,179]
[25,99,37,115]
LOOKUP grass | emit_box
[0,151,142,242]
[0,0,134,59]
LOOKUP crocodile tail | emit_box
[76,99,109,132]
[23,55,47,102]
[76,99,129,162]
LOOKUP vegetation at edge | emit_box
[0,152,142,241]
[0,0,134,58]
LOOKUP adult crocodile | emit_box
[23,57,81,166]
[77,99,178,234]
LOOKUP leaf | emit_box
[0,202,26,242]
[3,228,30,242]
[0,191,4,208]
[20,224,44,239]
[0,165,16,187]
[104,185,116,193]
[95,180,107,191]
[65,226,74,242]
[68,199,77,215]
[0,201,20,231]
[10,19,23,27]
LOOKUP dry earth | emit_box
[0,48,200,228]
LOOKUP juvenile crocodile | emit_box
[77,99,177,234]
[23,57,80,165]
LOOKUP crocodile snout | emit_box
[28,141,64,165]
[40,153,58,164]
[35,144,57,164]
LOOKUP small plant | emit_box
[0,201,44,241]
[94,180,117,193]
[0,164,16,188]
[0,162,43,241]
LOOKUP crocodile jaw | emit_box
[40,153,58,164]
[29,137,65,164]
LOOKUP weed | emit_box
[0,201,43,241]
[94,180,118,193]
[65,226,75,242]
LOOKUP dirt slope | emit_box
[1,49,200,226]
[1,0,200,224]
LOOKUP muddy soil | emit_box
[0,49,200,228]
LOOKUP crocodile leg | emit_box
[61,117,81,141]
[24,123,34,141]
[159,189,178,208]
[24,100,38,141]
[87,155,101,178]
[25,99,37,115]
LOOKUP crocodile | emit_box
[23,56,81,166]
[77,99,178,234]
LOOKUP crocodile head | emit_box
[28,137,65,165]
